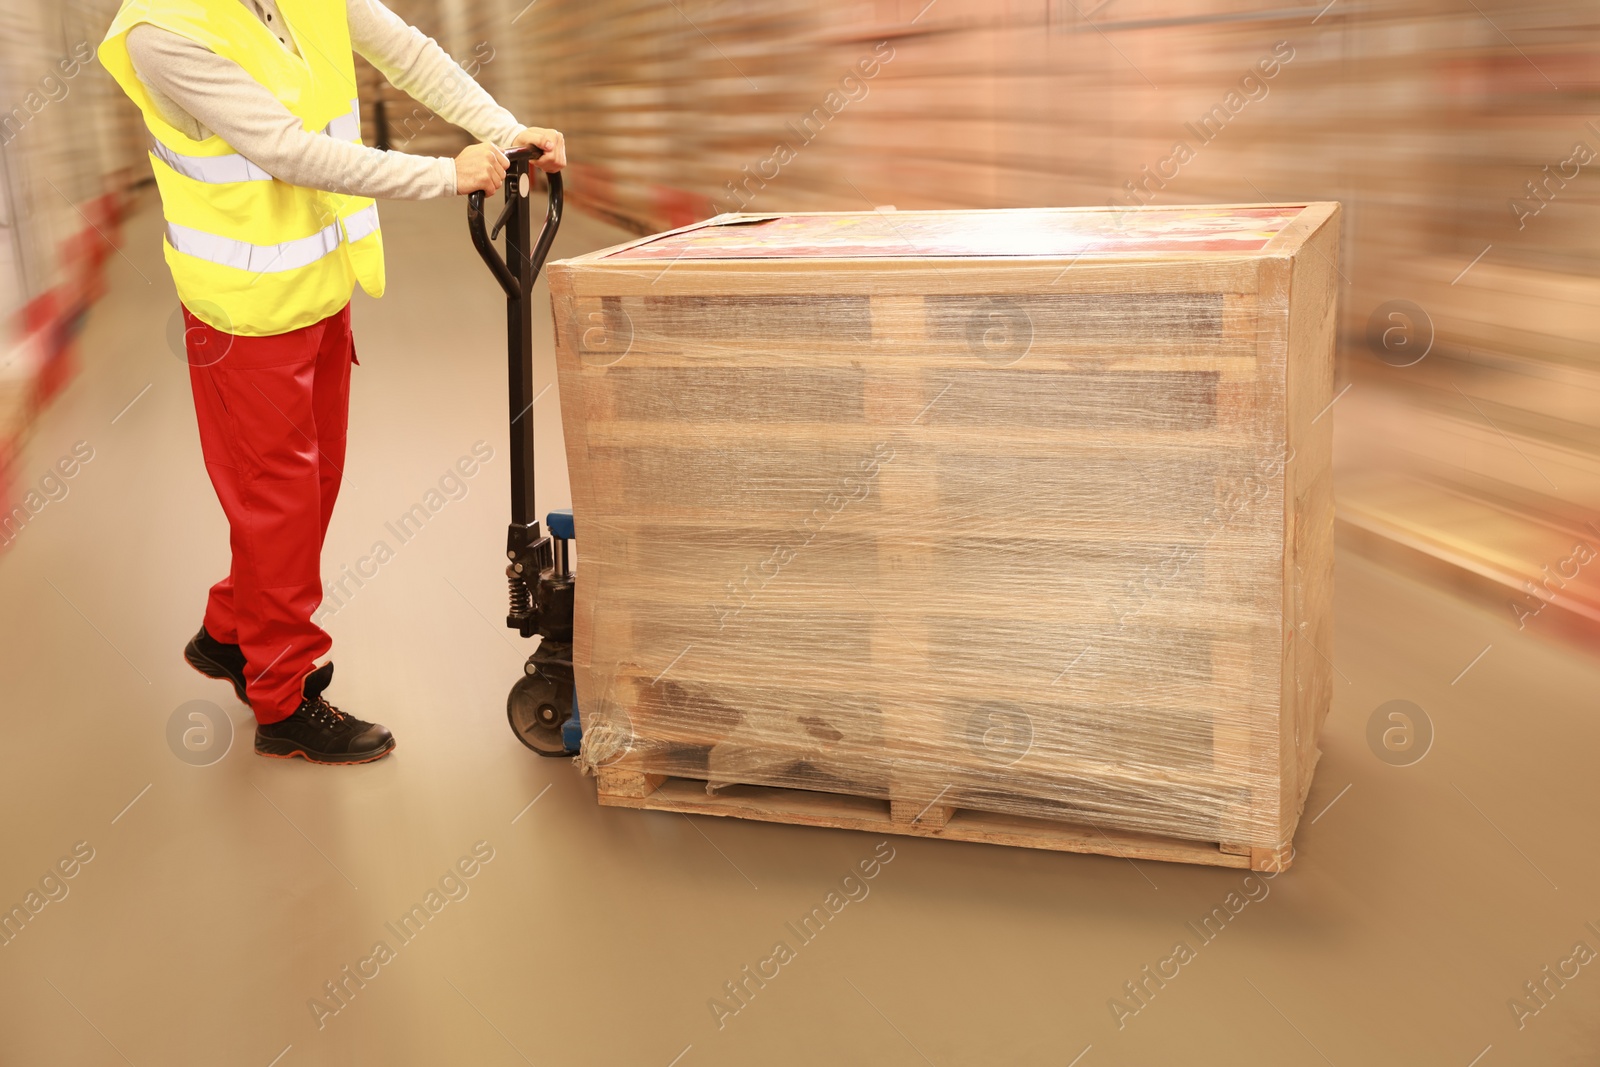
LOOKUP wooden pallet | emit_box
[594,768,1294,872]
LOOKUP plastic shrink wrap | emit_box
[551,203,1338,871]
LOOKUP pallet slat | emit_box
[596,773,1260,870]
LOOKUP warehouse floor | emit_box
[2,193,1597,1067]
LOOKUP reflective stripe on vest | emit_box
[166,202,378,274]
[325,99,361,142]
[341,203,380,243]
[148,100,363,186]
[151,139,274,183]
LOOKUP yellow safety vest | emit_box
[99,0,385,337]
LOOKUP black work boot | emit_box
[255,663,395,765]
[183,626,248,705]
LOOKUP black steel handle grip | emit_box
[467,144,564,300]
[522,149,564,286]
[468,188,518,298]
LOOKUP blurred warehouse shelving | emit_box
[0,0,144,540]
[384,0,1596,643]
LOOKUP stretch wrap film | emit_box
[552,203,1339,863]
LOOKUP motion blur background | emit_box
[2,1,1598,1065]
[5,0,1598,635]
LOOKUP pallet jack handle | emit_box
[468,145,580,754]
[466,143,563,541]
[467,145,563,300]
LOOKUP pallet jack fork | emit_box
[467,145,578,757]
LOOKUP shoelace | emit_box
[306,697,348,728]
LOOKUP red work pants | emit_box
[183,303,354,724]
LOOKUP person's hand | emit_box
[512,126,566,173]
[455,142,509,195]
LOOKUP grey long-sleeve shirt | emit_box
[125,0,524,200]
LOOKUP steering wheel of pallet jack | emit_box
[507,669,572,756]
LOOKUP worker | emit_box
[97,0,565,765]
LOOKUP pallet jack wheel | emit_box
[507,670,572,757]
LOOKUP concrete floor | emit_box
[2,193,1598,1067]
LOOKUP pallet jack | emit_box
[467,144,579,757]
